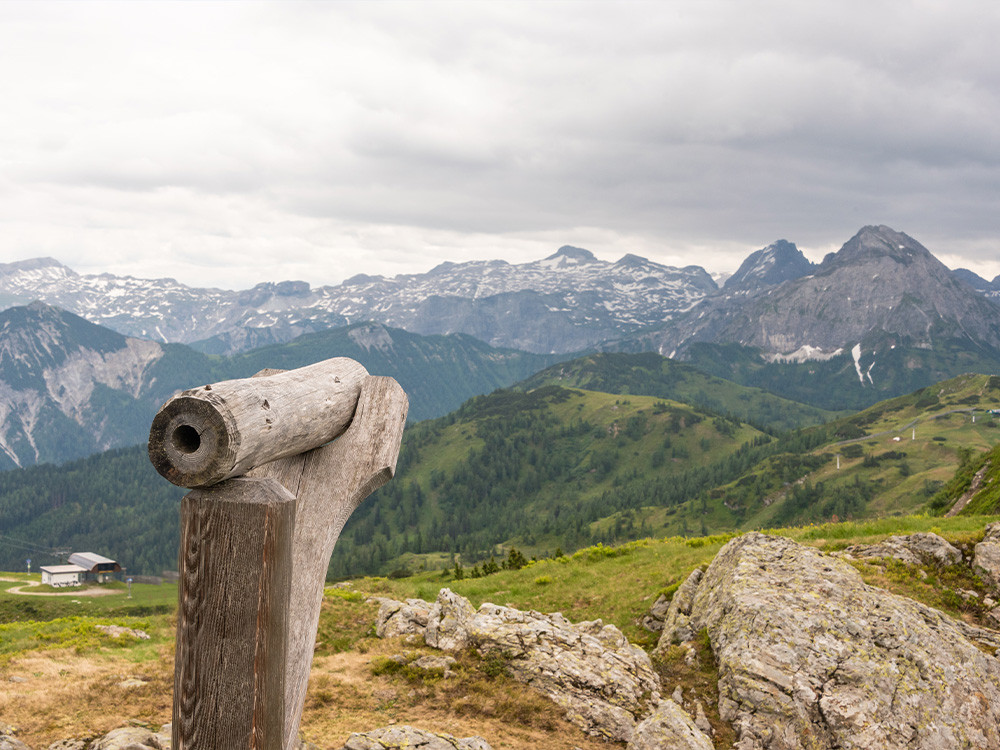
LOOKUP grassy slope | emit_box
[607,373,1000,541]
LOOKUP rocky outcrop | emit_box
[840,531,962,567]
[654,567,703,644]
[641,592,672,632]
[424,588,477,651]
[656,533,1000,750]
[626,700,714,750]
[374,598,433,640]
[0,734,31,750]
[975,522,1000,593]
[88,727,170,750]
[375,588,659,743]
[339,725,491,750]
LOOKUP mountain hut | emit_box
[40,564,87,587]
[67,552,122,583]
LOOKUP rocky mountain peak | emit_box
[0,303,129,383]
[544,246,598,265]
[953,268,993,291]
[723,239,815,292]
[614,253,652,269]
[820,224,938,272]
[0,257,75,277]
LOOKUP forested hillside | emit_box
[331,385,785,577]
[2,374,998,578]
[520,352,838,432]
[0,447,181,574]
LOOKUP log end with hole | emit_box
[148,357,370,488]
[148,395,238,488]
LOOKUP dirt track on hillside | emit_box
[0,577,120,597]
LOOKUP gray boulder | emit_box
[340,725,490,750]
[656,568,703,647]
[470,603,659,742]
[657,532,1000,750]
[47,742,86,750]
[375,588,659,743]
[88,727,169,750]
[841,531,962,567]
[373,597,433,639]
[0,735,31,750]
[425,588,477,651]
[641,592,672,632]
[974,522,1000,593]
[627,700,714,750]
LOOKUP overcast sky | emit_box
[1,1,998,290]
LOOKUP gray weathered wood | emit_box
[148,357,369,487]
[248,375,408,750]
[172,476,295,750]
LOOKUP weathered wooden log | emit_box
[148,358,369,487]
[248,375,409,750]
[172,476,295,750]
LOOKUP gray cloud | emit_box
[0,0,998,289]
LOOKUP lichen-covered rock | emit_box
[469,604,660,742]
[373,597,433,639]
[412,654,457,676]
[47,741,86,750]
[974,522,1000,593]
[626,699,713,750]
[658,532,1000,750]
[95,625,150,640]
[641,592,672,632]
[0,734,31,750]
[340,725,491,750]
[841,531,962,567]
[655,567,703,648]
[425,588,476,650]
[88,727,170,750]
[373,589,659,743]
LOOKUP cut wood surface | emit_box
[172,477,295,750]
[249,375,409,750]
[148,358,369,487]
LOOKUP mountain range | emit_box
[0,248,716,355]
[1,226,997,363]
[0,224,999,469]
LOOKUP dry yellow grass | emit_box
[1,631,618,749]
[0,646,173,747]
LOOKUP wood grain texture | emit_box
[249,375,408,750]
[149,357,369,488]
[172,477,296,750]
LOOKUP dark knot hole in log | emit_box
[171,425,202,455]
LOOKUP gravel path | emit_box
[0,576,120,597]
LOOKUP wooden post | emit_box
[173,477,295,749]
[150,358,408,750]
[249,376,408,749]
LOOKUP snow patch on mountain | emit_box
[769,345,844,364]
[852,344,864,384]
